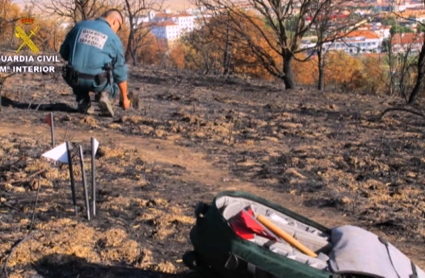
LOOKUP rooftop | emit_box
[391,33,425,44]
[150,20,179,27]
[154,12,194,18]
[396,10,425,18]
[340,30,382,40]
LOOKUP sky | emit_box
[11,0,27,4]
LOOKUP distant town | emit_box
[112,0,425,56]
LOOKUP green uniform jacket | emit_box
[60,17,127,84]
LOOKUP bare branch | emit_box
[123,0,164,65]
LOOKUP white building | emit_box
[150,20,181,45]
[357,23,391,39]
[405,1,425,9]
[323,30,384,54]
[149,12,197,44]
[125,11,156,26]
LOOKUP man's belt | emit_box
[77,72,107,80]
[62,65,108,86]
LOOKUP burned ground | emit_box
[1,66,425,277]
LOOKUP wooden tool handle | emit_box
[256,214,318,258]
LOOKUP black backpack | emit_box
[183,191,424,278]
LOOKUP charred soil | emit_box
[1,66,425,277]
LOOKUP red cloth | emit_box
[46,115,51,127]
[230,220,254,239]
[230,209,276,241]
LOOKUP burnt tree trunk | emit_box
[283,54,296,89]
[386,36,396,96]
[408,41,425,104]
[124,0,136,65]
[317,48,325,91]
[203,52,210,74]
[223,22,231,75]
[125,28,135,65]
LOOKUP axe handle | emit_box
[256,214,318,258]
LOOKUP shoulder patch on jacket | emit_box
[77,28,108,50]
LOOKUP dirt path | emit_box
[0,122,240,189]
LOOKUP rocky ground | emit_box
[1,65,425,277]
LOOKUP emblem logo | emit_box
[15,17,40,54]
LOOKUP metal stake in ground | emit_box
[50,112,56,166]
[91,137,96,216]
[50,112,55,148]
[79,145,91,221]
[66,142,77,216]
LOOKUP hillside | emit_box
[1,65,425,277]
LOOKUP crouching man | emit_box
[59,9,130,117]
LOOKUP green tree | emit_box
[383,16,396,26]
[390,25,414,36]
[417,24,425,33]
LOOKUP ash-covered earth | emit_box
[1,66,425,277]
